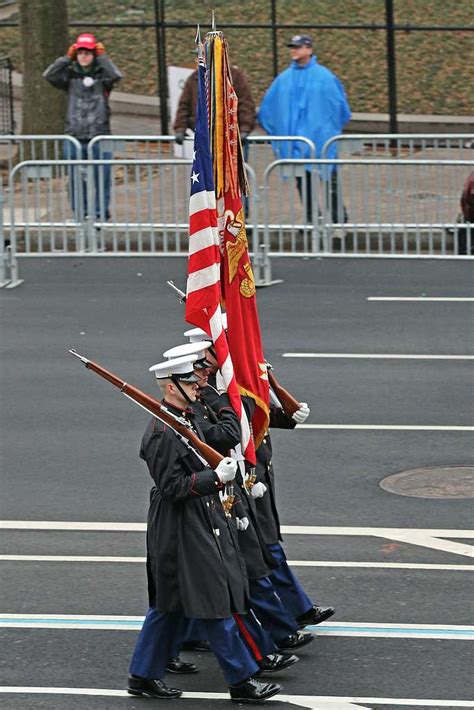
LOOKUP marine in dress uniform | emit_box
[185,325,335,630]
[163,342,308,669]
[127,354,281,702]
[180,334,319,648]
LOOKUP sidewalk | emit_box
[10,70,474,136]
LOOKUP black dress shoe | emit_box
[127,675,182,698]
[181,639,211,652]
[256,652,299,675]
[296,605,335,629]
[277,630,315,651]
[229,677,282,702]
[166,656,199,674]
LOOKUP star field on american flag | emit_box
[189,62,214,198]
[185,55,220,320]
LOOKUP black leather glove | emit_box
[175,131,185,145]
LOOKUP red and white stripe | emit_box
[185,185,254,464]
[208,305,253,463]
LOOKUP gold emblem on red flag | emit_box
[225,207,256,297]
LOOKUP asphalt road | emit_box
[0,256,473,709]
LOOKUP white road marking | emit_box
[1,522,472,557]
[288,560,474,571]
[0,555,147,562]
[1,522,473,536]
[367,297,474,302]
[279,527,474,558]
[283,353,474,360]
[0,521,148,531]
[1,615,472,640]
[298,424,474,431]
[0,555,472,571]
[0,688,472,707]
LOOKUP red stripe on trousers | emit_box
[233,612,263,662]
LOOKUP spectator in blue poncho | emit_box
[258,34,351,224]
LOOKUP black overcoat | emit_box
[197,388,276,579]
[255,405,296,545]
[192,392,241,455]
[140,403,248,618]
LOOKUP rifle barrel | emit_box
[267,369,300,416]
[69,351,223,469]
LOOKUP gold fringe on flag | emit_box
[206,32,249,200]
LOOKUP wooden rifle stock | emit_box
[69,350,224,469]
[267,368,300,417]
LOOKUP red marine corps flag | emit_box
[185,29,269,461]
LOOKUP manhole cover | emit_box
[379,466,474,499]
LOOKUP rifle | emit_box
[166,280,187,303]
[68,349,224,470]
[266,365,300,417]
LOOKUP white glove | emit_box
[215,456,237,483]
[215,370,226,393]
[292,402,310,424]
[250,481,267,499]
[236,516,249,531]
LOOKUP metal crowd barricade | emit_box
[87,135,175,162]
[321,134,474,229]
[8,157,193,256]
[5,139,473,289]
[7,157,262,280]
[0,186,22,288]
[321,134,474,161]
[88,133,316,167]
[0,134,82,192]
[260,157,473,278]
[0,187,6,285]
[88,134,315,241]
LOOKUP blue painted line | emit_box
[306,625,473,636]
[0,618,142,626]
[1,618,472,637]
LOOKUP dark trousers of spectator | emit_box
[296,170,348,224]
[63,140,112,221]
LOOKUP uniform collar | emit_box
[162,399,195,418]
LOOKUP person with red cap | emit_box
[43,33,122,222]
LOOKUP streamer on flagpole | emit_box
[185,21,269,464]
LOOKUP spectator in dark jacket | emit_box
[174,64,255,145]
[43,33,122,221]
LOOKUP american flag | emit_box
[185,51,254,463]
